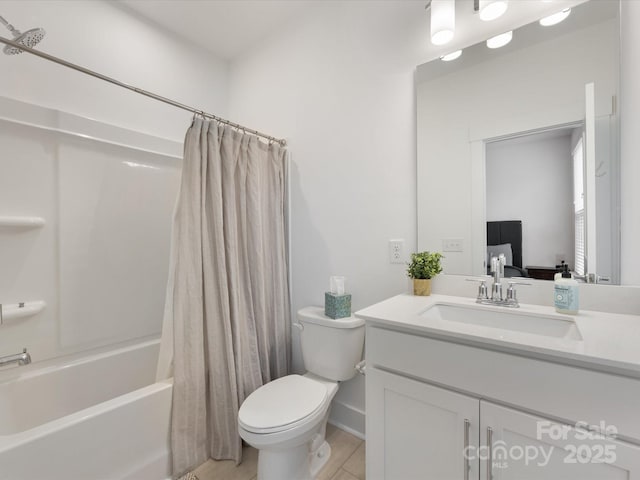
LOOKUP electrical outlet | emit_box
[388,239,405,264]
[442,238,464,252]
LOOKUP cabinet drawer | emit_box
[367,325,640,442]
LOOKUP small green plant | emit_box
[407,251,444,279]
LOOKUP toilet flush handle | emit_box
[293,322,304,331]
[355,360,366,376]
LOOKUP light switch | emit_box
[442,238,463,252]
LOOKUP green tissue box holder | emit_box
[325,292,352,319]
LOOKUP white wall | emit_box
[227,2,424,435]
[0,0,228,141]
[0,1,228,367]
[486,133,574,268]
[620,1,640,285]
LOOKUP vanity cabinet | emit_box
[365,325,640,480]
[479,401,640,480]
[367,367,479,480]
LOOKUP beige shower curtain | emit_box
[156,118,290,478]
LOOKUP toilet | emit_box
[238,306,365,480]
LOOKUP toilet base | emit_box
[309,441,331,478]
[255,439,331,480]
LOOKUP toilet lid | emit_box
[238,375,328,433]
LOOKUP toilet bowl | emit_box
[239,373,338,480]
[238,307,365,480]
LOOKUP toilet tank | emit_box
[297,306,365,382]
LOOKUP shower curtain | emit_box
[156,118,291,477]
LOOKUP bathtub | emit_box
[0,339,172,480]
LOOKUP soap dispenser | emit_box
[554,264,579,314]
[554,261,567,281]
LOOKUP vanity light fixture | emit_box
[440,50,462,61]
[486,30,513,49]
[539,8,571,27]
[477,0,508,22]
[430,0,455,45]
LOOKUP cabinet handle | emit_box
[463,419,470,480]
[486,427,493,480]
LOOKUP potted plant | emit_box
[407,251,443,296]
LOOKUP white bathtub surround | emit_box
[0,340,171,480]
[158,119,290,476]
[0,96,182,365]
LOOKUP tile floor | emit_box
[194,424,365,480]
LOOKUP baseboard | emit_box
[328,400,365,440]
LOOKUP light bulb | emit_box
[539,8,571,27]
[440,50,462,61]
[431,0,455,46]
[479,0,508,21]
[486,30,513,49]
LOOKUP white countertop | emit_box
[356,294,640,378]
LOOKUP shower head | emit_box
[0,14,45,55]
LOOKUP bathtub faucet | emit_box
[0,348,31,367]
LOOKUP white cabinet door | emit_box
[480,400,640,480]
[366,367,479,480]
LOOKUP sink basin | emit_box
[422,303,583,341]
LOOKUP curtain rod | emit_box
[0,35,287,147]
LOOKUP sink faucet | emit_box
[0,348,31,367]
[490,254,506,301]
[572,272,611,284]
[467,255,530,308]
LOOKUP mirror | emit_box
[416,1,622,284]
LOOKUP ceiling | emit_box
[117,0,317,60]
[118,0,589,63]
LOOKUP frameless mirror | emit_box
[416,0,622,284]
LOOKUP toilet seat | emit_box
[238,374,328,434]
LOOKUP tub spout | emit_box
[0,348,31,367]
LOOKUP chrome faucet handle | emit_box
[466,277,490,301]
[19,348,31,366]
[505,281,531,306]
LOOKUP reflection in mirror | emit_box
[416,0,622,284]
[486,127,578,279]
